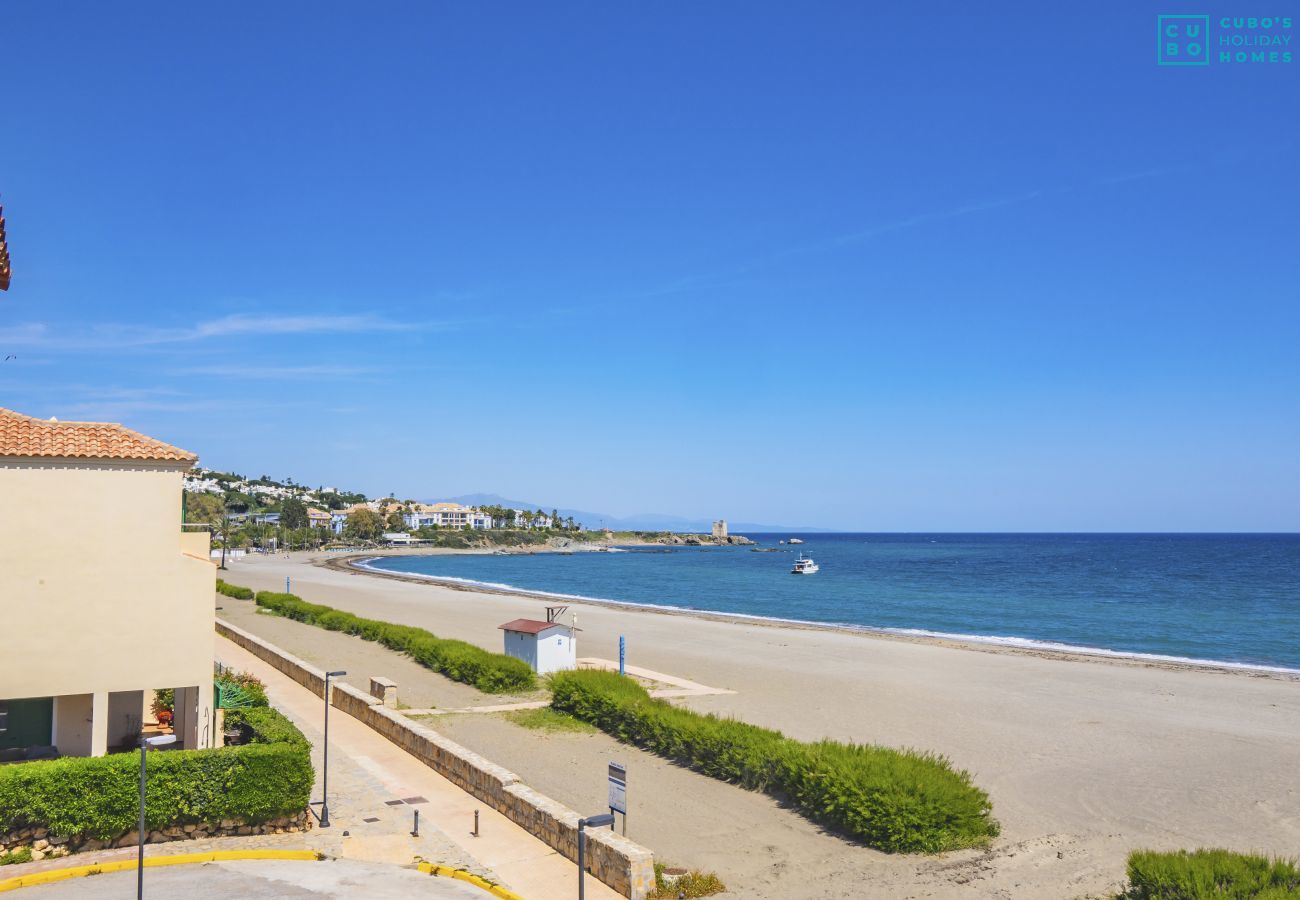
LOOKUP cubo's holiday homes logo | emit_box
[1158,14,1294,65]
[1158,15,1210,64]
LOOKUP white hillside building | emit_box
[404,502,492,530]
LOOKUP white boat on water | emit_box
[788,537,804,544]
[791,554,819,575]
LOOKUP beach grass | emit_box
[503,707,598,734]
[550,668,998,854]
[650,863,726,898]
[1121,848,1300,898]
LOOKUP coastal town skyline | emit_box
[3,3,1297,532]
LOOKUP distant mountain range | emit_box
[437,493,831,534]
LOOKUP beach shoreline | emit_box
[219,550,1300,898]
[324,551,1300,682]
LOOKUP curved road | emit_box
[21,858,485,899]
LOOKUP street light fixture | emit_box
[576,813,615,900]
[137,733,177,899]
[319,670,346,828]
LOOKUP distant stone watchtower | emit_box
[711,519,728,539]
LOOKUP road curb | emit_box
[418,861,524,899]
[0,849,321,893]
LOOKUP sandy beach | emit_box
[218,551,1300,898]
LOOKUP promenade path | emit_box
[405,657,734,716]
[214,634,622,900]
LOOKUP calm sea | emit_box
[363,534,1300,671]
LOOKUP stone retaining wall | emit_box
[0,812,310,862]
[217,619,654,899]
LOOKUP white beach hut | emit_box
[498,615,576,675]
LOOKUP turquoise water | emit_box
[364,534,1300,671]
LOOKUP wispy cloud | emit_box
[825,189,1052,249]
[1094,163,1197,186]
[642,161,1199,298]
[171,363,380,380]
[56,397,274,420]
[185,314,407,340]
[607,187,1062,304]
[0,312,431,351]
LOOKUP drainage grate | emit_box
[402,796,429,805]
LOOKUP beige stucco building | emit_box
[0,408,215,757]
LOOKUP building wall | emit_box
[503,631,538,672]
[51,694,93,756]
[535,628,576,675]
[0,460,214,717]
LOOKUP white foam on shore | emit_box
[352,557,1300,676]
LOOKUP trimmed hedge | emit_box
[0,708,311,841]
[225,708,306,748]
[550,669,998,853]
[216,579,254,600]
[254,591,535,693]
[1123,849,1300,899]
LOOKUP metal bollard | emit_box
[412,809,419,837]
[472,809,479,836]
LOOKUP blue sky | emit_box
[2,2,1297,530]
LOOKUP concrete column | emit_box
[173,686,194,750]
[172,685,211,750]
[198,684,212,749]
[90,691,109,757]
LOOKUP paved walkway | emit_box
[215,636,621,900]
[20,858,484,899]
[578,657,737,699]
[408,656,734,717]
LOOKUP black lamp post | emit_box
[577,813,615,900]
[319,670,346,827]
[137,733,177,899]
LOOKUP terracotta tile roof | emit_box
[0,407,197,463]
[498,618,566,635]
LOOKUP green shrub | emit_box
[0,847,33,866]
[216,579,254,600]
[254,591,535,693]
[224,708,307,748]
[216,670,269,708]
[1123,849,1300,898]
[151,689,174,717]
[550,669,998,854]
[0,708,311,842]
